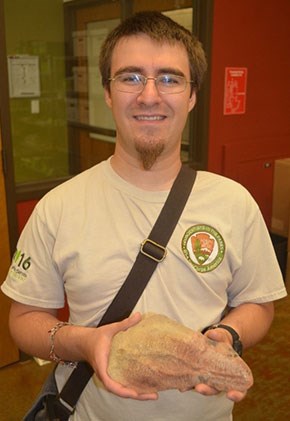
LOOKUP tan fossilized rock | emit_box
[107,313,253,393]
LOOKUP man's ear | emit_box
[104,88,112,108]
[188,91,196,112]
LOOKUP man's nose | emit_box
[137,78,161,100]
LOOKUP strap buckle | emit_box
[52,396,76,420]
[140,239,167,262]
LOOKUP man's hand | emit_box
[86,313,158,401]
[195,328,248,402]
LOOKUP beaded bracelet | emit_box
[48,321,78,368]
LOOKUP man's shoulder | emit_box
[195,170,256,207]
[197,170,247,191]
[34,161,108,219]
[46,161,106,198]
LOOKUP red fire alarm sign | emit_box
[224,67,247,115]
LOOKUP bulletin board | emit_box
[8,55,40,98]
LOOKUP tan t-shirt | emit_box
[2,158,286,420]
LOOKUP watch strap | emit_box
[202,323,243,356]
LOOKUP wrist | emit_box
[48,321,77,367]
[202,324,243,356]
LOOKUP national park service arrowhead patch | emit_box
[182,224,225,272]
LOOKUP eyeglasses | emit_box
[108,72,193,94]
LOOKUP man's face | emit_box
[105,34,196,169]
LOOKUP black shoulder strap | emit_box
[54,165,196,420]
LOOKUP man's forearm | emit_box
[8,301,96,363]
[8,301,143,375]
[220,302,274,349]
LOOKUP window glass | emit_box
[3,0,193,184]
[4,0,68,183]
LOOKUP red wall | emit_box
[207,0,290,226]
[17,200,38,234]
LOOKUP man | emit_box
[1,11,287,421]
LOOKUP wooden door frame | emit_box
[191,0,213,170]
[0,0,18,255]
[0,0,20,367]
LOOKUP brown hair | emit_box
[99,11,207,92]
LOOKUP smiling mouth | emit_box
[134,115,166,121]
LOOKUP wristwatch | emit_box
[202,324,243,356]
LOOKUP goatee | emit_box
[135,138,165,170]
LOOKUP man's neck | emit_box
[110,153,182,191]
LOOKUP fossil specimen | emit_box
[107,313,253,393]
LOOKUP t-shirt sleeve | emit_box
[227,192,287,306]
[1,202,65,308]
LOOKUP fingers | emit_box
[103,376,158,401]
[226,389,247,402]
[94,313,159,401]
[194,383,219,396]
[194,383,247,402]
[204,328,232,346]
[101,370,158,401]
[109,312,142,337]
[120,312,142,330]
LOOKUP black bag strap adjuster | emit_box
[140,238,167,262]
